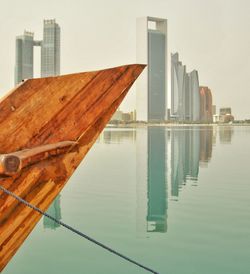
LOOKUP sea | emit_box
[3,125,250,274]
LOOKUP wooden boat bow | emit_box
[0,64,145,271]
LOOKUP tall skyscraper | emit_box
[171,53,202,122]
[136,17,168,122]
[189,70,200,121]
[15,31,35,85]
[171,53,188,121]
[41,19,60,77]
[199,86,213,123]
[14,19,60,85]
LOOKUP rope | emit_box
[0,184,159,274]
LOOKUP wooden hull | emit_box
[0,64,145,271]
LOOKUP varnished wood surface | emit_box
[0,141,78,175]
[0,64,145,272]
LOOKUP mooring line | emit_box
[0,185,159,274]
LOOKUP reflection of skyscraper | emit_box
[200,127,213,164]
[171,130,186,197]
[188,129,200,179]
[171,128,202,197]
[136,17,168,121]
[136,127,168,234]
[98,129,136,144]
[136,127,215,234]
[147,127,167,232]
[219,126,234,144]
[43,195,61,230]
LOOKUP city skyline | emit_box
[171,52,210,122]
[15,19,60,85]
[1,0,250,119]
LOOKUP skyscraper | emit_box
[14,19,60,85]
[189,70,200,121]
[41,19,60,77]
[199,86,213,123]
[171,53,202,122]
[171,53,188,121]
[15,31,35,85]
[136,17,168,122]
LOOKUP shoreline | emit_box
[107,123,250,128]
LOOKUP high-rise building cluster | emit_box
[136,16,213,123]
[14,16,217,123]
[171,53,213,123]
[15,19,60,85]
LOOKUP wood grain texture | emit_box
[0,64,145,272]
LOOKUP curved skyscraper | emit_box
[189,70,200,122]
[171,54,201,122]
[171,53,188,121]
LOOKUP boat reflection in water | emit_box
[136,126,214,235]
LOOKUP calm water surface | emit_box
[3,126,250,274]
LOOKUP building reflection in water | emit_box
[171,128,200,197]
[200,127,213,167]
[136,126,214,235]
[219,126,234,144]
[97,128,136,144]
[43,195,62,230]
[41,127,214,233]
[147,127,167,232]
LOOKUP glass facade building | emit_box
[199,86,213,123]
[171,53,201,122]
[136,17,168,122]
[14,19,60,85]
[189,70,200,122]
[15,32,35,85]
[171,53,188,121]
[41,19,60,77]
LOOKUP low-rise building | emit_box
[219,108,234,123]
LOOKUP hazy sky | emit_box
[1,0,250,119]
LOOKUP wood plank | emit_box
[0,64,145,271]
